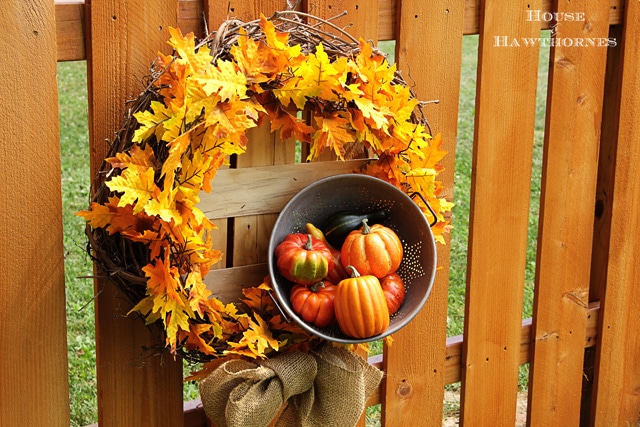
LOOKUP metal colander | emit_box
[268,174,437,344]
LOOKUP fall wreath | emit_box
[78,11,452,365]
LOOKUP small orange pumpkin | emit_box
[340,219,403,278]
[334,266,390,339]
[290,281,337,328]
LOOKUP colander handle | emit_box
[409,192,438,227]
[267,290,292,323]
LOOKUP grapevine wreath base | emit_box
[79,9,452,426]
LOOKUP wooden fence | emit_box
[1,0,639,425]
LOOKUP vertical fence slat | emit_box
[0,2,70,426]
[591,0,640,424]
[527,1,610,425]
[86,1,184,426]
[304,0,380,42]
[381,1,464,425]
[205,1,292,273]
[460,2,541,424]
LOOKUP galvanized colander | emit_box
[268,174,437,344]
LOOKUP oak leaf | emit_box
[106,164,158,215]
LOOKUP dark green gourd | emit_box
[322,210,387,248]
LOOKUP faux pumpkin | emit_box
[334,266,390,339]
[379,273,406,315]
[289,281,337,328]
[275,233,334,285]
[305,222,348,283]
[340,219,403,278]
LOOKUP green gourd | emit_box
[322,210,387,248]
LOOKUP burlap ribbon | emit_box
[199,343,383,427]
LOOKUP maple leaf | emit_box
[76,196,163,241]
[266,102,313,144]
[142,255,184,305]
[163,299,192,352]
[241,286,273,315]
[352,96,390,133]
[167,27,213,75]
[184,323,216,354]
[225,313,279,358]
[415,132,447,169]
[199,59,248,101]
[203,99,260,153]
[309,114,353,161]
[273,44,342,109]
[132,100,173,143]
[107,144,159,170]
[231,26,301,87]
[145,191,180,228]
[106,164,158,215]
[160,130,194,190]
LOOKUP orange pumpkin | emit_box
[334,266,390,339]
[275,233,333,285]
[340,219,403,278]
[290,281,337,328]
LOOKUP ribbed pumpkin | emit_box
[290,281,337,328]
[335,266,390,339]
[275,233,333,285]
[340,219,403,278]
[305,222,348,283]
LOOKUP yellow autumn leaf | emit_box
[163,299,192,352]
[274,44,342,109]
[107,144,159,170]
[106,164,158,215]
[200,59,248,101]
[132,100,173,143]
[144,186,182,225]
[167,27,213,75]
[352,96,390,133]
[235,313,280,358]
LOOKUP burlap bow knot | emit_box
[199,343,383,427]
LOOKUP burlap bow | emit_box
[199,343,383,427]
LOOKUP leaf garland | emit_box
[78,14,452,361]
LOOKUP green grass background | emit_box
[59,33,549,426]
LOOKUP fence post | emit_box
[590,1,640,424]
[381,1,464,425]
[85,1,184,426]
[0,1,70,426]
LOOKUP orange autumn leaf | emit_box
[309,114,352,161]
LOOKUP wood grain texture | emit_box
[199,159,365,219]
[55,1,86,61]
[460,2,541,424]
[180,303,601,425]
[527,1,610,425]
[53,0,624,62]
[380,0,464,426]
[205,0,289,30]
[86,1,184,426]
[0,2,70,426]
[304,0,379,44]
[591,0,640,424]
